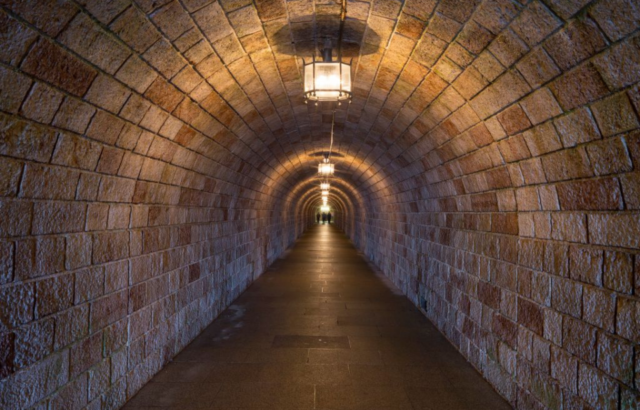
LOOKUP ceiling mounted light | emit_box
[320,182,330,191]
[303,38,352,103]
[302,0,352,105]
[318,157,334,176]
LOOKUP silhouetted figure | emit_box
[327,212,332,224]
[316,212,321,224]
[322,213,327,224]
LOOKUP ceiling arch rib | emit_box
[283,174,371,217]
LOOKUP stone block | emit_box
[557,177,623,211]
[92,231,129,264]
[20,163,80,200]
[578,363,619,410]
[563,316,597,363]
[54,305,89,350]
[15,236,65,279]
[70,332,103,378]
[583,286,615,332]
[35,274,74,318]
[90,290,128,331]
[32,202,87,235]
[14,318,54,369]
[603,251,633,294]
[0,283,34,329]
[19,82,64,124]
[52,97,96,134]
[84,74,131,114]
[21,39,97,96]
[549,63,609,111]
[551,276,582,318]
[597,331,634,385]
[75,267,105,304]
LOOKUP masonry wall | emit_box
[355,1,640,409]
[0,1,301,408]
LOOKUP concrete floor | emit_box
[124,225,512,410]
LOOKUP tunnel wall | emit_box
[0,1,302,408]
[1,0,639,409]
[352,2,640,409]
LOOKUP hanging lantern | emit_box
[320,182,330,191]
[303,39,352,103]
[318,157,335,176]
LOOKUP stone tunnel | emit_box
[0,0,639,409]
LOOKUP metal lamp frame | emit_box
[302,58,353,103]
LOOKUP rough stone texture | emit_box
[0,0,639,409]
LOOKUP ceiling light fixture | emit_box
[318,158,335,176]
[303,39,351,103]
[302,0,352,104]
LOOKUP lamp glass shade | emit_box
[304,62,351,102]
[318,162,335,176]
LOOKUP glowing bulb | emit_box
[320,182,330,190]
[318,161,334,176]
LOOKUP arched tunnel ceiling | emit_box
[4,0,634,213]
[4,0,613,208]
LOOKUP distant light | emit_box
[318,159,334,176]
[320,205,331,212]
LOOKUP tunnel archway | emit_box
[0,0,639,409]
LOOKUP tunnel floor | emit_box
[123,225,512,410]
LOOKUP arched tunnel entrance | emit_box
[0,0,639,409]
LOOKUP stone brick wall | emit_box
[347,1,640,409]
[1,0,640,409]
[0,0,306,408]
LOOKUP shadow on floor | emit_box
[124,225,512,410]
